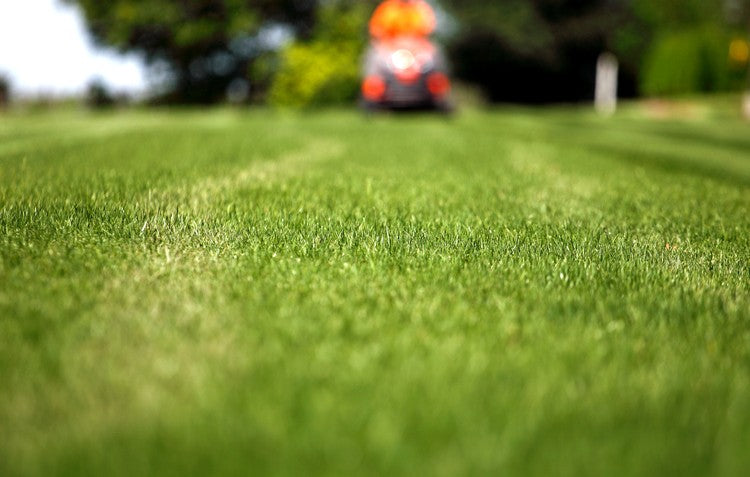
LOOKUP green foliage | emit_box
[441,0,553,57]
[312,0,370,43]
[247,51,280,101]
[65,0,318,103]
[632,0,724,30]
[269,42,361,107]
[85,79,116,108]
[0,75,9,107]
[641,27,732,96]
[444,0,641,102]
[1,105,750,475]
[442,0,743,101]
[269,3,367,107]
[67,0,310,56]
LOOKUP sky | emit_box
[0,0,147,97]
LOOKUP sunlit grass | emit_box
[1,104,749,476]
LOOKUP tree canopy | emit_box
[441,0,643,102]
[440,0,739,102]
[66,0,320,103]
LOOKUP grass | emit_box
[0,102,749,476]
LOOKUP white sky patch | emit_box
[0,0,147,97]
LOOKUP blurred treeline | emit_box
[64,0,750,105]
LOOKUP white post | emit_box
[595,52,618,116]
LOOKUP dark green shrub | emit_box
[641,27,731,96]
[86,79,115,108]
[0,75,9,108]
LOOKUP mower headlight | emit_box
[391,49,416,70]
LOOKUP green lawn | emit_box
[1,103,749,476]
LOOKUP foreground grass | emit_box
[0,103,749,476]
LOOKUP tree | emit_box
[632,0,724,30]
[442,0,639,103]
[85,78,115,108]
[441,0,740,102]
[66,0,320,103]
[0,75,9,108]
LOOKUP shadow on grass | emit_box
[586,142,750,189]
